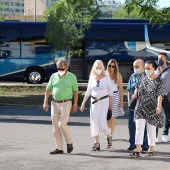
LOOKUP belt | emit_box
[52,99,72,103]
[113,91,118,93]
[91,95,108,104]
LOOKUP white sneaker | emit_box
[155,137,159,143]
[162,135,168,142]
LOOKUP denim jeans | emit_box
[163,112,170,135]
[128,109,149,149]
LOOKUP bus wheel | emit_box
[26,68,45,84]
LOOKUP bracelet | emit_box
[73,104,77,107]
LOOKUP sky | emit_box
[118,0,170,8]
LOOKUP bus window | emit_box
[149,30,170,51]
[0,27,20,58]
[21,27,52,58]
[85,24,145,41]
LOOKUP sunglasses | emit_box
[57,68,66,71]
[109,65,116,68]
[96,80,100,87]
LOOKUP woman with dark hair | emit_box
[130,60,164,157]
[106,59,125,149]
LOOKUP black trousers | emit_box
[162,96,170,123]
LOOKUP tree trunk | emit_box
[66,50,70,65]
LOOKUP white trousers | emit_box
[135,119,156,146]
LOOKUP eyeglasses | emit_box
[96,80,100,87]
[57,68,66,71]
[109,65,116,68]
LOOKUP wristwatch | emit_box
[73,104,77,107]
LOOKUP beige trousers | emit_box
[51,100,72,150]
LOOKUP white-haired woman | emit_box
[80,60,113,151]
[106,59,125,149]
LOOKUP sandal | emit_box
[107,136,112,149]
[91,143,100,151]
[129,151,141,158]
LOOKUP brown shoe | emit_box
[50,149,63,154]
[67,144,73,153]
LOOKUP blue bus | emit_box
[0,19,170,83]
[0,21,65,84]
[83,19,170,81]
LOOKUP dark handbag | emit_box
[128,98,137,109]
[167,92,170,103]
[107,109,112,121]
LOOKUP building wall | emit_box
[24,0,58,16]
[0,0,121,21]
[0,0,56,18]
[0,0,24,16]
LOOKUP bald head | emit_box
[133,59,144,75]
[133,59,144,67]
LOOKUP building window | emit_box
[5,8,9,11]
[15,3,20,6]
[4,2,9,5]
[15,9,20,12]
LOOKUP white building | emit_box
[0,0,58,20]
[0,0,121,20]
[0,0,24,17]
[99,0,122,18]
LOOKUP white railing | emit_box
[0,82,128,87]
[78,83,128,87]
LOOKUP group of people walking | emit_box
[43,52,170,157]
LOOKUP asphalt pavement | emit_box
[0,106,170,170]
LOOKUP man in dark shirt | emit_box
[156,52,170,142]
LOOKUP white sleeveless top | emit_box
[111,79,118,92]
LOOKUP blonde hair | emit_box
[90,60,106,78]
[106,59,119,84]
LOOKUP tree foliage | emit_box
[124,0,170,25]
[113,5,143,19]
[0,1,4,21]
[43,0,102,59]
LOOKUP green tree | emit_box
[124,0,170,25]
[43,0,102,61]
[0,1,4,21]
[113,5,143,19]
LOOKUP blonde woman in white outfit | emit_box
[80,60,113,151]
[106,59,125,149]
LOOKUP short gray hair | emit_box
[56,58,68,68]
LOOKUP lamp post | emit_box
[11,7,14,20]
[24,12,27,21]
[34,0,36,22]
